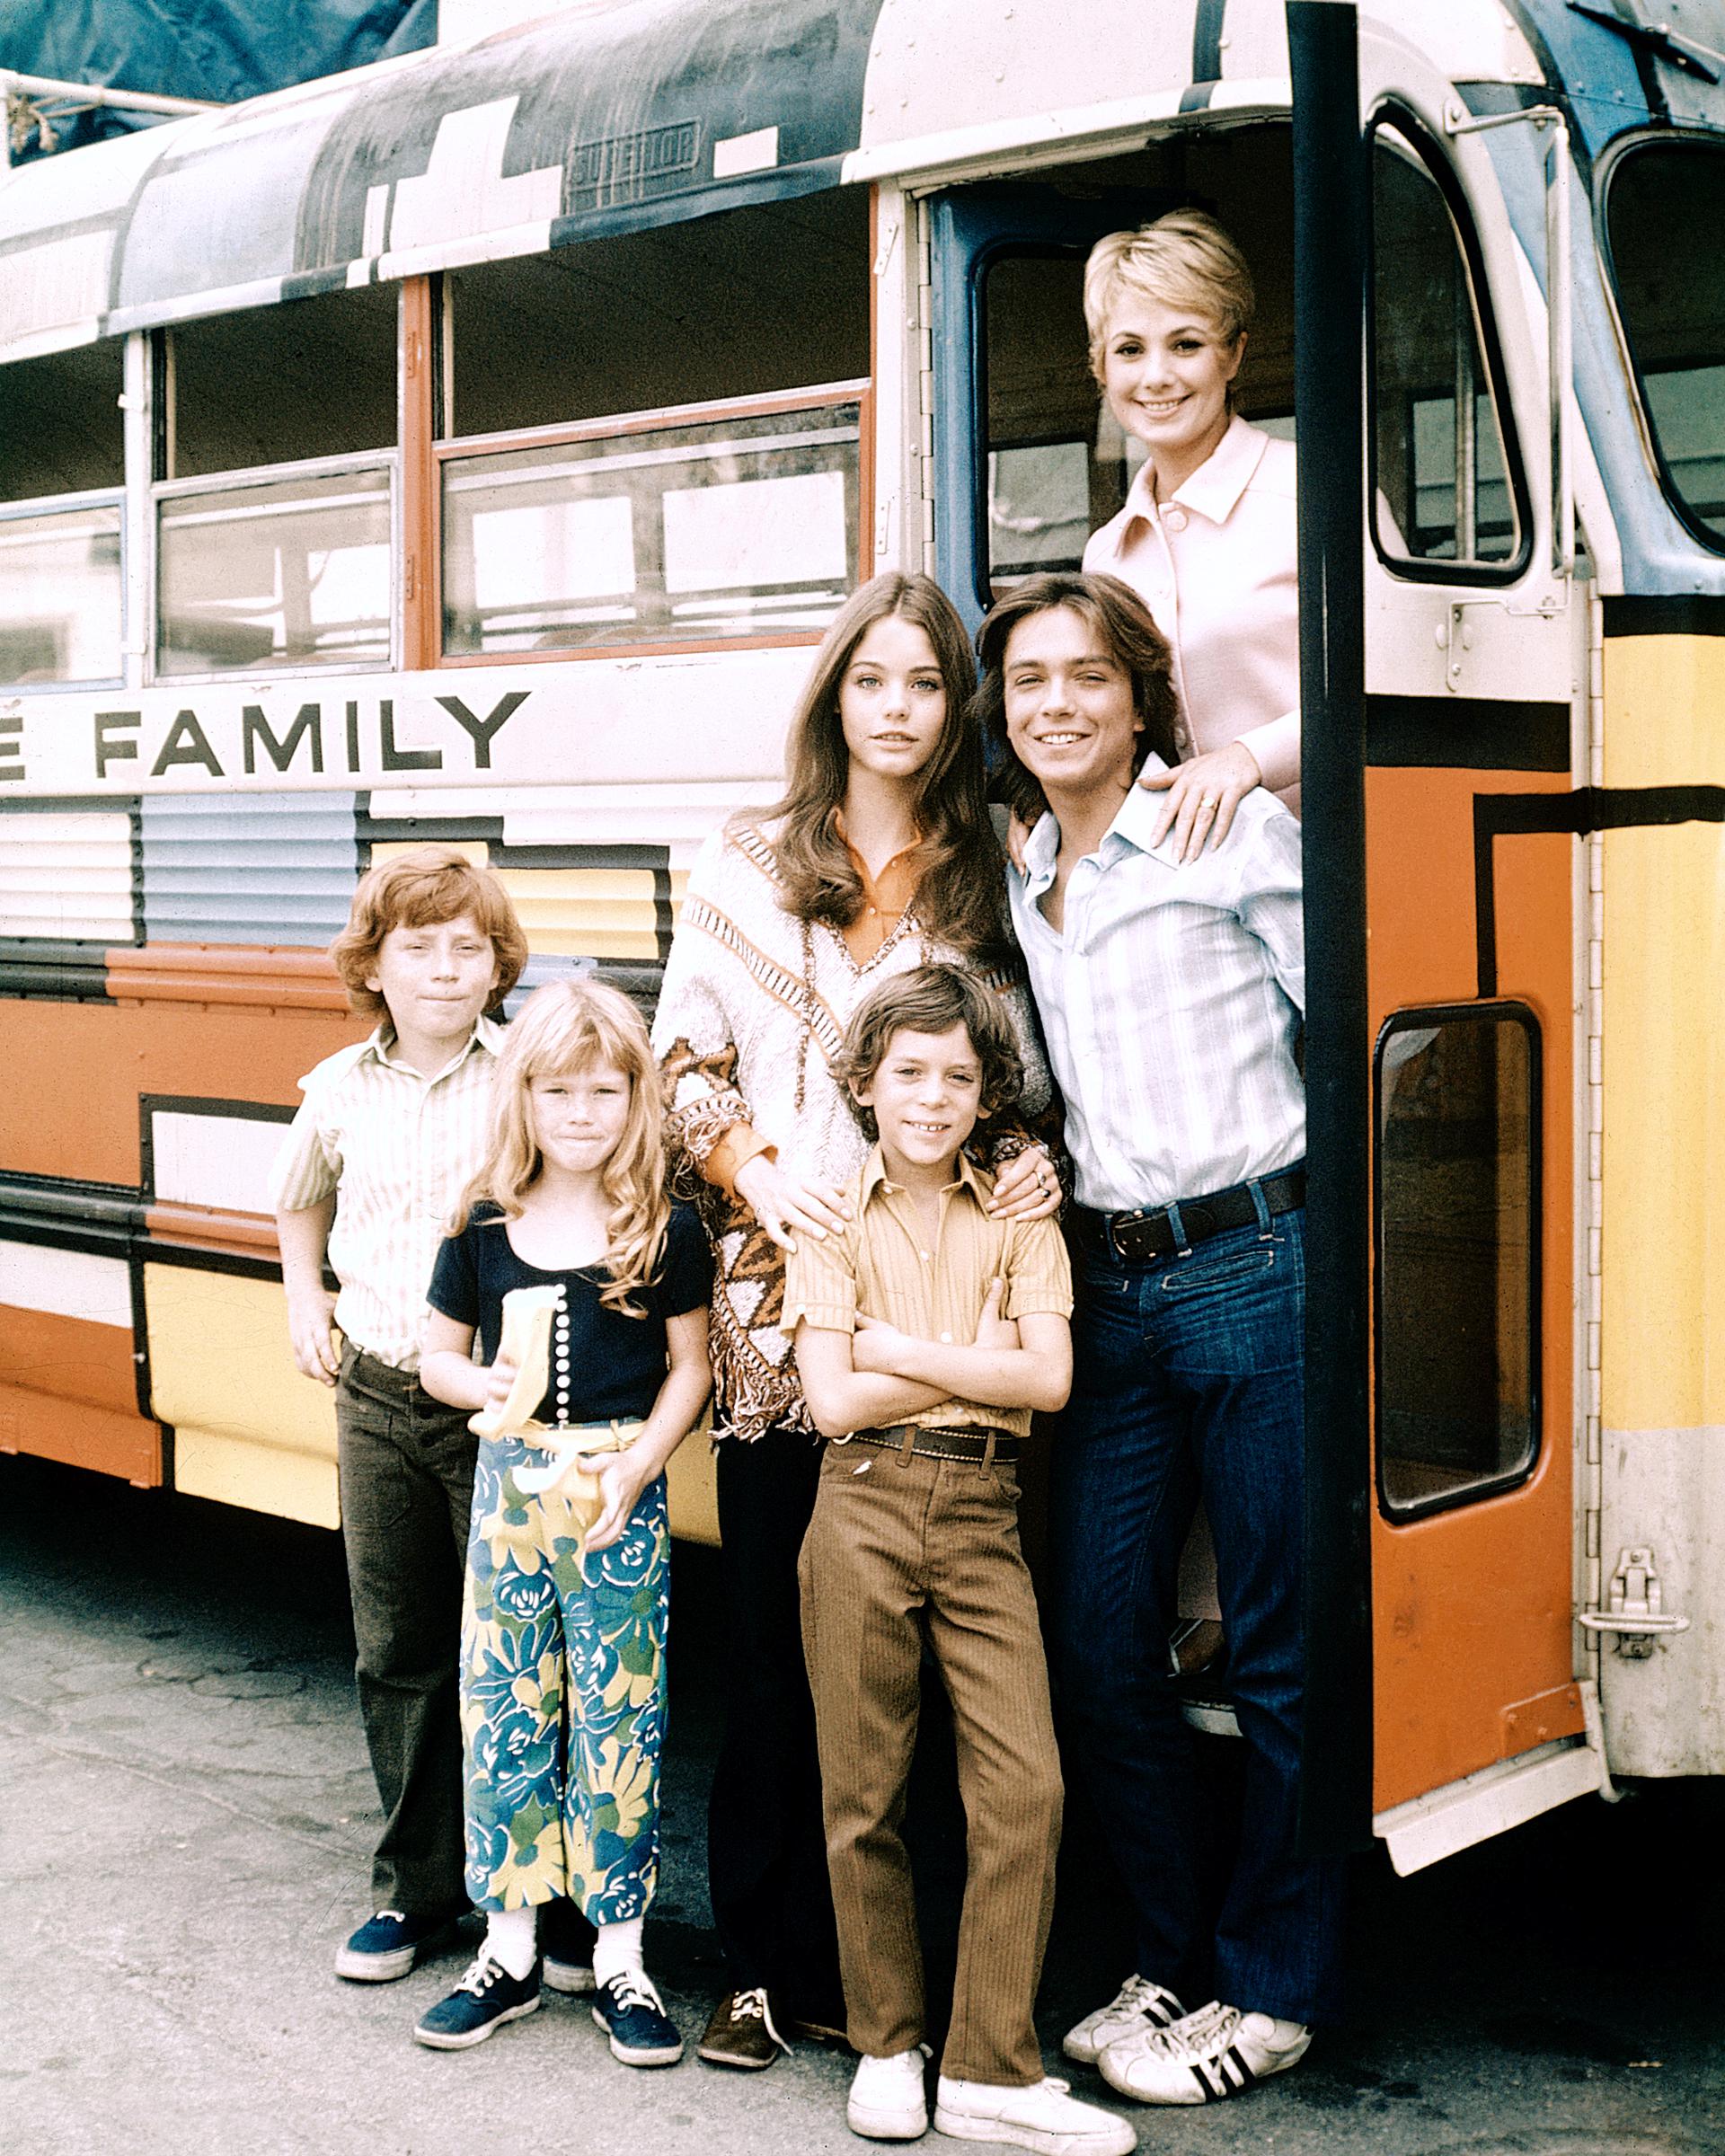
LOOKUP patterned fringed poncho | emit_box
[652,820,1054,1443]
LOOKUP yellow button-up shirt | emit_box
[783,1145,1072,1437]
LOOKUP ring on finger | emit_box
[1199,793,1219,811]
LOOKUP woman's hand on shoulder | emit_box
[733,1153,852,1253]
[987,1144,1062,1222]
[1140,738,1262,862]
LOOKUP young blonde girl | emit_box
[415,979,712,2062]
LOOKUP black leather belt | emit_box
[844,1424,1020,1466]
[1076,1165,1305,1267]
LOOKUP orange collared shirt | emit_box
[836,814,925,963]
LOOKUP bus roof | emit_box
[0,0,880,364]
[7,0,1716,370]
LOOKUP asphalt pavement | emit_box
[3,1451,1721,2156]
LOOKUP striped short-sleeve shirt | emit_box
[1010,769,1305,1213]
[270,1016,503,1371]
[782,1146,1073,1438]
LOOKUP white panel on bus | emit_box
[0,810,132,941]
[151,1111,288,1216]
[0,1241,131,1329]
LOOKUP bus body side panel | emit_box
[0,954,362,1514]
[0,1303,159,1486]
[1597,622,1725,1773]
[1366,764,1580,1812]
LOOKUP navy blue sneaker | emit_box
[540,1897,597,1996]
[591,1969,684,2066]
[413,1954,542,2050]
[333,1907,458,1984]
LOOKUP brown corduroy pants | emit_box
[799,1439,1064,2085]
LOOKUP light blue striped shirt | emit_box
[1009,764,1305,1213]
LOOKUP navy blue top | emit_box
[428,1199,711,1427]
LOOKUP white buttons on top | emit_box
[1163,505,1188,533]
[553,1297,571,1427]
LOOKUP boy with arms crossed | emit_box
[271,847,591,1992]
[787,964,1134,2156]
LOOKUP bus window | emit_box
[442,400,861,654]
[1606,140,1725,547]
[165,286,396,477]
[1371,125,1525,574]
[1376,1004,1540,1518]
[438,190,869,657]
[0,341,124,685]
[444,190,867,438]
[984,253,1102,595]
[155,285,398,678]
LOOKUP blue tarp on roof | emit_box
[1,1,438,159]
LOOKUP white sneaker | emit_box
[933,2074,1136,2155]
[1061,1975,1186,2064]
[849,2046,931,2140]
[1099,2000,1311,2104]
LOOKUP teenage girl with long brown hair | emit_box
[652,570,1062,2071]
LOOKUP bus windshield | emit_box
[1607,139,1725,547]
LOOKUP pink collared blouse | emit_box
[1083,413,1300,814]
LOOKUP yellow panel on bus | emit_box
[145,1260,721,1542]
[1601,630,1725,1434]
[145,1264,341,1528]
[494,866,661,959]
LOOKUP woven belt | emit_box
[1077,1165,1305,1268]
[843,1423,1020,1466]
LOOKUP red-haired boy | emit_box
[271,847,588,1993]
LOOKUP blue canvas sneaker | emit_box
[412,1953,543,2050]
[591,1969,684,2066]
[333,1907,458,1983]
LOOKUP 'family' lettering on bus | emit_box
[84,692,531,787]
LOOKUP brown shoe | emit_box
[698,1987,792,2069]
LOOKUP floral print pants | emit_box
[459,1430,669,1922]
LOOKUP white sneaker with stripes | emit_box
[1098,2001,1311,2104]
[1060,1975,1186,2065]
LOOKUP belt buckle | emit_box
[1110,1208,1163,1265]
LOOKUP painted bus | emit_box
[4,0,1725,1875]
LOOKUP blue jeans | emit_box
[1047,1201,1344,2026]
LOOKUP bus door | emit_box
[1349,24,1602,1870]
[927,180,1179,637]
[924,140,1291,1596]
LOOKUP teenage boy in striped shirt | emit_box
[978,572,1340,2107]
[271,847,592,1994]
[786,963,1135,2156]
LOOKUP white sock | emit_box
[482,1905,538,1980]
[591,1916,645,1989]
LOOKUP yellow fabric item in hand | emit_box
[467,1283,562,1439]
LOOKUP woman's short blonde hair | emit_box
[1083,209,1255,383]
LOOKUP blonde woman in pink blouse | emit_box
[1082,210,1299,862]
